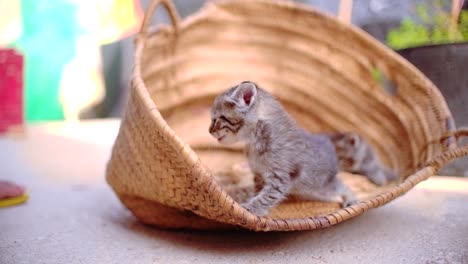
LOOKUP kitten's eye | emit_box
[219,115,237,126]
[224,100,236,108]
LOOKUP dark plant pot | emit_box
[397,42,468,176]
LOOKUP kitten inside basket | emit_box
[209,81,397,216]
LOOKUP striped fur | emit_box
[327,132,398,185]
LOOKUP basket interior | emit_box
[134,1,453,218]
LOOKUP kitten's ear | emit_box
[231,82,257,108]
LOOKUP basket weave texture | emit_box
[106,0,468,231]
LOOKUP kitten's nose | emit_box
[209,120,217,134]
[209,119,222,134]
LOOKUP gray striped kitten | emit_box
[327,132,398,185]
[209,81,358,216]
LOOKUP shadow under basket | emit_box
[105,0,468,231]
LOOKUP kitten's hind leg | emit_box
[293,178,358,208]
[340,185,359,207]
[333,179,358,207]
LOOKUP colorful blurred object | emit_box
[82,0,144,45]
[0,0,143,121]
[0,0,22,46]
[0,48,23,134]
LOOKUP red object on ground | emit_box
[0,180,25,199]
[0,48,24,134]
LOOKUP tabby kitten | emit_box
[209,81,357,216]
[327,132,398,185]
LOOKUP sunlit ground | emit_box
[416,175,468,193]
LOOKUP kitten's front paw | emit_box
[241,202,269,217]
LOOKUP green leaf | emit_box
[371,67,383,83]
[460,11,468,40]
[387,18,431,49]
[385,1,468,49]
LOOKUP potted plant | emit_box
[386,0,468,176]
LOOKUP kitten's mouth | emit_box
[217,135,226,141]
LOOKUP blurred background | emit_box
[0,0,467,173]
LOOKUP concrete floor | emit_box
[1,120,468,264]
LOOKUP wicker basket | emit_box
[106,0,468,231]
